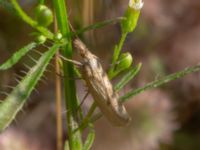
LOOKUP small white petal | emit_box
[129,0,144,10]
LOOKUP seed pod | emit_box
[74,39,131,126]
[115,52,133,72]
[35,5,53,27]
[35,35,46,44]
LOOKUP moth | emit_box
[73,39,131,126]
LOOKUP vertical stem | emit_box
[108,32,127,77]
[54,17,63,150]
[55,52,63,150]
[52,0,82,150]
[112,32,128,64]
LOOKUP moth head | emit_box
[73,39,87,57]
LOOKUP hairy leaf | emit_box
[0,44,60,131]
[0,42,37,70]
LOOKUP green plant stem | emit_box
[52,0,82,149]
[75,17,124,35]
[10,0,54,39]
[76,103,96,132]
[108,32,128,77]
[120,64,200,102]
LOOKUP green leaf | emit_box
[83,125,95,150]
[120,64,200,102]
[108,32,128,78]
[52,0,83,149]
[114,63,142,92]
[76,17,124,35]
[0,44,60,132]
[10,0,54,39]
[0,42,37,70]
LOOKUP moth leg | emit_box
[79,91,90,108]
[55,72,82,80]
[59,54,82,66]
[76,91,90,122]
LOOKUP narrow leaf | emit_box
[75,17,124,35]
[0,42,37,70]
[0,44,60,131]
[114,63,142,92]
[120,64,200,102]
[83,125,95,150]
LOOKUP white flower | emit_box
[129,0,144,10]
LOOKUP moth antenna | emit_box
[27,54,38,63]
[59,54,82,66]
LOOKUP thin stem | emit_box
[120,64,200,102]
[54,17,63,150]
[108,32,128,77]
[52,0,83,149]
[113,32,128,64]
[76,103,96,132]
[55,52,63,150]
[10,0,54,39]
[76,17,124,35]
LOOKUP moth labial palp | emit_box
[73,39,131,126]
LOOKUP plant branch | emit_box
[10,0,54,39]
[120,64,200,102]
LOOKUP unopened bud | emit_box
[121,0,144,33]
[115,52,133,72]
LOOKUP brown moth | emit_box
[73,39,131,126]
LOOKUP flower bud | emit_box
[54,32,63,40]
[35,5,53,27]
[35,34,46,44]
[121,0,144,33]
[115,52,133,72]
